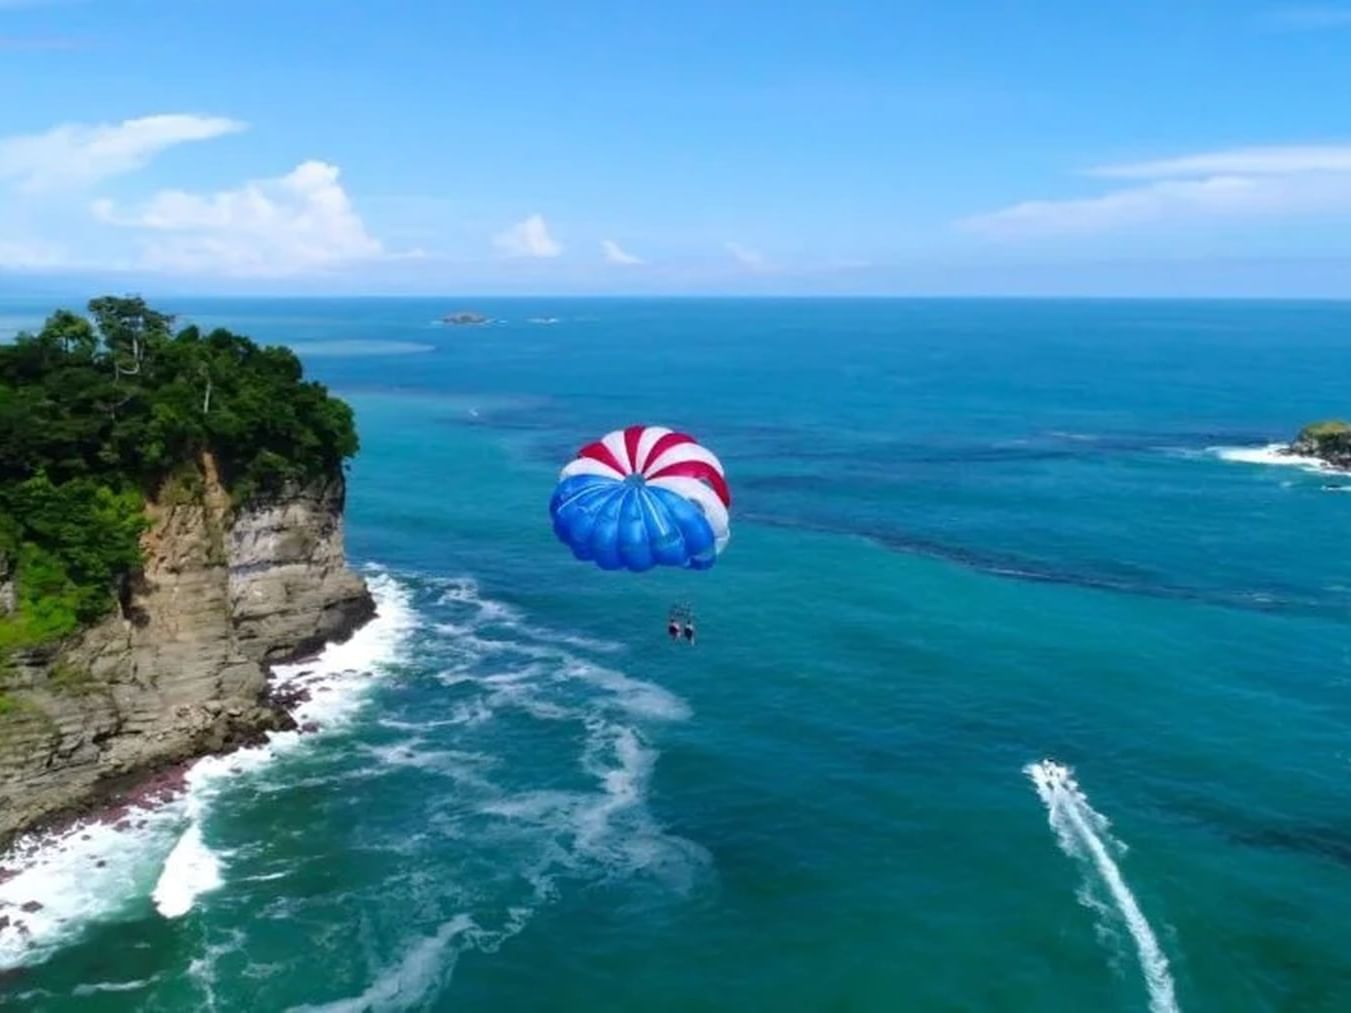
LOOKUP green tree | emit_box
[0,296,359,648]
[89,295,174,380]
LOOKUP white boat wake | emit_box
[1026,760,1180,1013]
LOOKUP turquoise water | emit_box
[3,298,1351,1011]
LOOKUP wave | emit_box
[72,976,161,996]
[301,572,707,1001]
[433,576,624,653]
[1026,761,1180,1013]
[2,566,701,1003]
[290,914,476,1013]
[1211,443,1333,474]
[0,804,184,971]
[0,572,415,969]
[151,822,221,919]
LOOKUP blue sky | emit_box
[3,0,1351,295]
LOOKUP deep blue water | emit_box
[2,298,1351,1011]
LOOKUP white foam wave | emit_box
[561,658,690,721]
[363,741,495,788]
[578,722,653,849]
[520,624,625,654]
[1212,443,1333,474]
[275,570,701,1006]
[187,927,246,1013]
[1026,761,1180,1013]
[0,807,183,970]
[152,822,222,918]
[1048,431,1099,442]
[289,914,476,1013]
[0,571,415,968]
[478,713,709,895]
[422,575,701,889]
[72,977,159,996]
[434,576,622,653]
[2,566,697,988]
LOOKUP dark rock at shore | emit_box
[270,684,313,710]
[1286,420,1351,470]
[19,901,41,913]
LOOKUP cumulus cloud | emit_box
[726,241,767,269]
[0,114,245,192]
[92,160,387,276]
[493,213,561,257]
[960,144,1351,238]
[601,239,642,265]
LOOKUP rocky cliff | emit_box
[0,455,373,848]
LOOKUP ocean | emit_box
[2,297,1350,1011]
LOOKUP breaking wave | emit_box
[0,566,702,1010]
[0,572,415,970]
[1212,444,1333,474]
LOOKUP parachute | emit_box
[549,425,731,572]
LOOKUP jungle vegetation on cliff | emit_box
[0,297,358,648]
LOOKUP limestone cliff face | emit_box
[0,457,373,848]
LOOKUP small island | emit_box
[1284,420,1351,470]
[442,311,489,326]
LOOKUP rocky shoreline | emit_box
[0,604,391,957]
[1283,420,1351,471]
[0,645,351,866]
[0,459,374,851]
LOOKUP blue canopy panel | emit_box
[549,473,717,572]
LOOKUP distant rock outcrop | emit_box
[442,311,489,326]
[1286,420,1351,470]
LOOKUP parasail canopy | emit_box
[549,425,731,572]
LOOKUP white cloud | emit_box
[601,239,642,265]
[1090,145,1351,179]
[0,114,245,192]
[961,144,1351,239]
[726,241,767,269]
[93,160,387,276]
[493,213,561,257]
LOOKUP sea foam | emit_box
[0,571,414,968]
[1212,443,1332,474]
